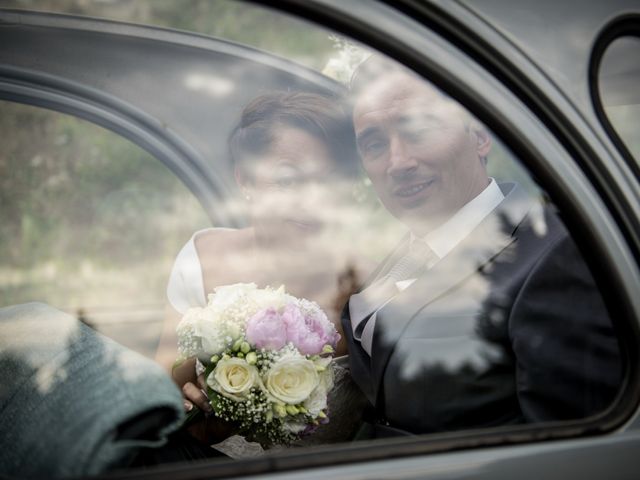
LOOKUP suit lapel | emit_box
[369,183,534,402]
[342,235,411,404]
[341,302,375,404]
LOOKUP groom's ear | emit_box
[472,123,492,160]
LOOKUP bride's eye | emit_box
[275,175,300,188]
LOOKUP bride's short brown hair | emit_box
[228,91,358,178]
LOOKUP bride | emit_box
[156,91,371,449]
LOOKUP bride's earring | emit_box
[245,194,251,201]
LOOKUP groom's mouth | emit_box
[392,178,435,202]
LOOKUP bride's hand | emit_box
[172,357,211,413]
[173,357,237,444]
[182,375,211,414]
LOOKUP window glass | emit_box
[0,101,210,358]
[0,2,624,478]
[599,35,640,160]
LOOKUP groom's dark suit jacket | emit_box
[342,183,622,435]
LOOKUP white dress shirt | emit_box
[397,178,505,290]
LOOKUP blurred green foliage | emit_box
[0,101,209,309]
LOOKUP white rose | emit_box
[265,356,319,405]
[207,357,260,401]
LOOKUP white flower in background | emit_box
[321,34,371,84]
[207,357,261,402]
[265,354,319,405]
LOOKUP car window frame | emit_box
[590,14,640,188]
[2,1,640,478]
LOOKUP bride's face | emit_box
[240,126,346,250]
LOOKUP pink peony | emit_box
[282,304,340,355]
[245,307,287,350]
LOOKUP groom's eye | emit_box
[360,137,389,159]
[402,127,437,144]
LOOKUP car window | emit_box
[0,1,627,478]
[599,35,640,161]
[0,101,210,358]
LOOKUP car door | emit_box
[1,1,639,479]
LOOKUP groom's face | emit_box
[353,71,491,235]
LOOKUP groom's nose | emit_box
[387,135,417,179]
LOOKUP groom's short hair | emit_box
[349,55,490,165]
[349,55,410,98]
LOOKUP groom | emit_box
[342,58,622,437]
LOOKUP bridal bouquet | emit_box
[176,283,340,445]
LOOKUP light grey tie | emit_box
[349,241,433,354]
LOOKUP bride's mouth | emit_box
[285,218,322,232]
